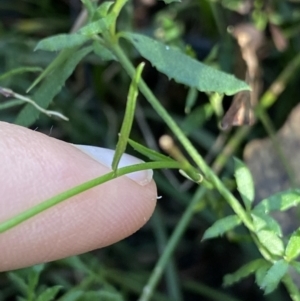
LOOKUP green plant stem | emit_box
[138,187,207,301]
[106,269,169,301]
[260,52,300,109]
[0,161,178,233]
[111,43,254,233]
[282,275,300,301]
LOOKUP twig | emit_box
[0,87,69,121]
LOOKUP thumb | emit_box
[0,122,157,271]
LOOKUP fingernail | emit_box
[73,145,153,186]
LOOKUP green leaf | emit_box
[285,229,300,261]
[0,99,24,110]
[251,210,282,237]
[0,67,42,81]
[59,290,84,301]
[15,46,92,126]
[254,189,300,213]
[93,41,116,61]
[202,215,241,240]
[256,230,285,256]
[123,33,250,95]
[36,286,62,301]
[223,259,267,287]
[8,272,28,295]
[81,0,97,19]
[79,14,114,36]
[95,1,114,18]
[27,264,45,293]
[184,87,198,113]
[27,48,76,92]
[35,34,90,52]
[234,158,255,210]
[255,262,272,287]
[260,260,289,294]
[128,139,175,162]
[112,62,145,171]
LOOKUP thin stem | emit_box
[0,161,178,233]
[0,87,68,121]
[282,275,300,301]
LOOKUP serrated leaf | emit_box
[260,260,289,294]
[35,34,89,52]
[79,14,114,36]
[234,158,254,210]
[254,189,300,213]
[36,285,62,301]
[202,215,241,240]
[256,230,284,256]
[285,229,300,261]
[15,46,92,126]
[251,210,282,237]
[123,33,250,95]
[223,259,267,287]
[93,41,116,61]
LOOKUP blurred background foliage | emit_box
[1,0,300,300]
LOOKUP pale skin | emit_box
[0,122,157,272]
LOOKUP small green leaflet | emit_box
[79,14,114,36]
[234,158,254,211]
[202,215,241,240]
[251,210,282,237]
[35,34,89,52]
[256,230,284,256]
[260,260,289,294]
[254,189,300,213]
[223,258,267,287]
[36,286,62,301]
[285,229,300,261]
[123,32,250,95]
